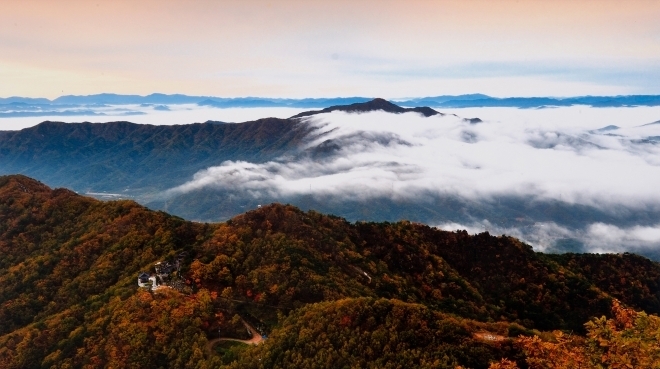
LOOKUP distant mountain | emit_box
[0,110,107,118]
[4,93,660,110]
[401,95,660,108]
[397,93,491,105]
[198,97,288,108]
[197,96,382,109]
[50,94,375,108]
[0,96,51,104]
[52,93,210,105]
[1,175,659,367]
[290,98,441,118]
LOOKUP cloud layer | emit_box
[171,107,660,210]
[436,220,660,258]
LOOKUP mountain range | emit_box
[0,118,308,192]
[0,99,660,260]
[0,174,659,368]
[3,93,660,113]
[1,98,659,260]
[0,98,448,196]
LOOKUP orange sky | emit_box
[1,0,659,98]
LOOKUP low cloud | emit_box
[435,220,660,256]
[584,223,660,253]
[169,108,660,211]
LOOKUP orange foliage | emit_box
[492,300,660,369]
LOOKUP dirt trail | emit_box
[206,319,264,355]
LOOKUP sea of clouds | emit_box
[171,107,660,206]
[167,105,660,254]
[3,101,660,254]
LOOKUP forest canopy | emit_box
[0,175,659,368]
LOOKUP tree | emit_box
[491,300,660,369]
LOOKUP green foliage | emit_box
[227,298,520,369]
[0,119,308,195]
[547,252,660,314]
[213,341,249,365]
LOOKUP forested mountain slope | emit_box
[0,175,208,336]
[1,175,659,368]
[0,118,311,192]
[0,99,439,195]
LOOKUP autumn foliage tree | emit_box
[3,177,660,368]
[491,300,660,369]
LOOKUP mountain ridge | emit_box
[1,174,659,368]
[0,117,313,192]
[0,99,444,194]
[5,93,660,109]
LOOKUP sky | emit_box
[1,0,660,99]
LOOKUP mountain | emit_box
[0,118,312,193]
[197,98,283,108]
[0,95,378,119]
[2,98,660,260]
[53,94,376,107]
[153,188,660,260]
[0,98,440,195]
[19,94,375,108]
[53,93,211,105]
[4,93,660,120]
[0,97,52,104]
[197,97,375,108]
[397,93,491,105]
[0,175,659,368]
[399,95,660,108]
[290,97,441,118]
[0,110,124,119]
[4,93,660,110]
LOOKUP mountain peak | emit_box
[290,98,441,118]
[350,98,405,112]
